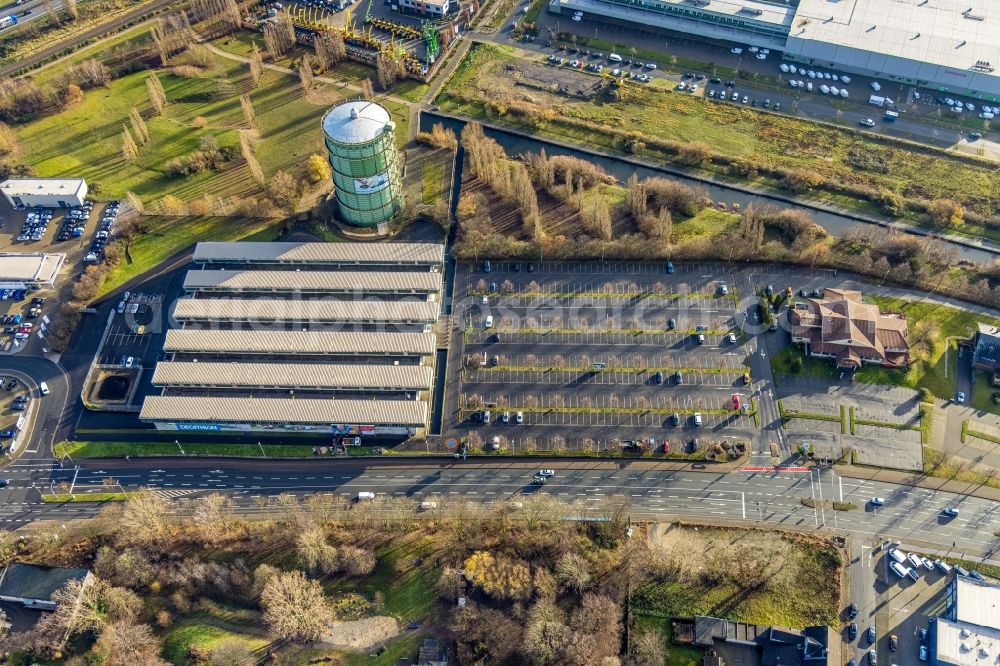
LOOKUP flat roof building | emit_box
[786,0,1000,99]
[934,576,1000,666]
[0,178,88,209]
[193,241,443,267]
[142,241,444,437]
[0,563,93,612]
[183,270,442,295]
[152,362,433,391]
[139,396,427,434]
[173,298,440,324]
[162,329,436,357]
[0,253,66,289]
[549,0,794,50]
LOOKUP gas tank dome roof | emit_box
[322,100,393,144]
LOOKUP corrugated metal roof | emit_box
[163,329,435,355]
[173,298,439,322]
[152,362,432,389]
[139,396,427,425]
[193,242,444,265]
[322,100,393,144]
[183,270,442,293]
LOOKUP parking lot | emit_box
[846,543,956,666]
[449,261,756,452]
[0,197,115,353]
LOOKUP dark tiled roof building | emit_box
[790,289,909,369]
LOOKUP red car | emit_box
[732,393,741,410]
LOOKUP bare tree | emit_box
[129,107,148,145]
[0,530,18,565]
[298,53,314,91]
[296,524,338,574]
[146,74,167,114]
[239,130,264,186]
[121,126,139,162]
[263,12,295,57]
[239,94,256,129]
[95,621,169,666]
[314,30,346,70]
[64,0,78,20]
[554,552,590,591]
[117,489,169,547]
[267,170,299,211]
[248,41,264,87]
[260,571,333,641]
[338,545,376,576]
[360,78,375,100]
[193,493,234,541]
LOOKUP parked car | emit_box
[870,497,885,507]
[849,623,858,640]
[942,507,960,517]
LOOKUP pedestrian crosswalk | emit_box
[154,489,200,499]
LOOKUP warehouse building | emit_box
[152,362,433,392]
[549,0,793,50]
[141,397,427,435]
[140,241,444,437]
[172,298,440,325]
[549,0,1000,99]
[192,241,443,268]
[183,269,442,296]
[0,253,66,290]
[786,0,1000,99]
[0,178,88,209]
[931,575,1000,666]
[162,329,436,359]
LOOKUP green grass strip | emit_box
[852,418,919,431]
[43,493,130,503]
[487,327,730,336]
[55,441,319,459]
[841,405,847,434]
[463,406,738,416]
[782,410,842,423]
[849,406,855,435]
[961,419,969,444]
[966,427,1000,445]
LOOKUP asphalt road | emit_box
[1,458,997,555]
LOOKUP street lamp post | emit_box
[175,440,185,455]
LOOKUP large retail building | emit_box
[548,0,1000,99]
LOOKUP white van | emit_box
[888,548,907,565]
[693,412,703,426]
[39,381,49,396]
[485,315,493,328]
[356,491,375,502]
[890,561,910,579]
[608,53,623,63]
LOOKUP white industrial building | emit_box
[786,0,1000,99]
[0,178,88,208]
[549,0,793,50]
[549,0,1000,99]
[0,253,66,289]
[932,575,1000,666]
[140,241,445,437]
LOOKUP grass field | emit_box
[55,440,320,458]
[327,533,441,621]
[161,622,268,665]
[636,525,840,628]
[438,43,1000,218]
[770,344,838,379]
[852,296,987,398]
[634,615,703,666]
[30,22,157,87]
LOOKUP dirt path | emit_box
[320,616,401,652]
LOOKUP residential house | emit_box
[417,638,448,666]
[0,562,93,612]
[789,289,909,369]
[972,322,1000,385]
[691,615,836,666]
